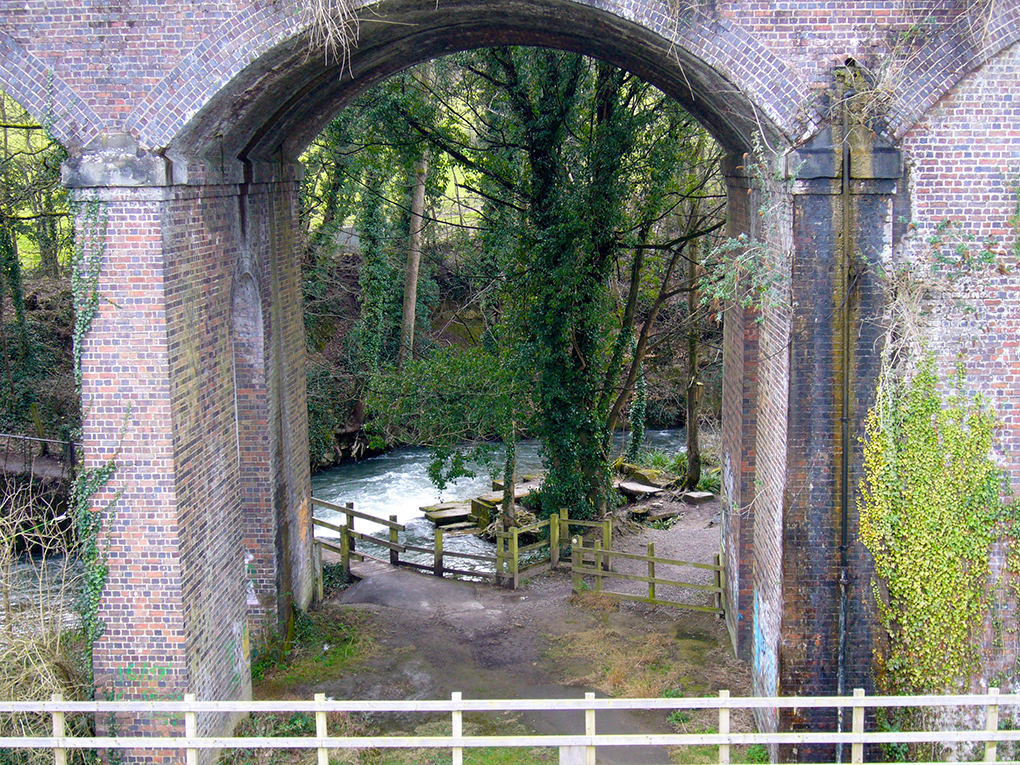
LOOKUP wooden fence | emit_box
[311,499,613,592]
[570,536,726,617]
[2,690,1017,764]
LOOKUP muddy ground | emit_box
[257,498,753,764]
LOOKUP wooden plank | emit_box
[594,590,725,615]
[574,545,721,571]
[312,517,347,535]
[573,564,723,593]
[312,498,405,529]
[347,531,405,552]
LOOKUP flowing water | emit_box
[0,555,82,635]
[310,429,686,573]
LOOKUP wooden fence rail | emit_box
[311,500,613,592]
[1,690,1017,764]
[571,536,727,617]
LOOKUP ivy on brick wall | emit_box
[861,356,1010,692]
[69,195,118,673]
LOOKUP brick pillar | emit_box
[721,153,759,659]
[64,137,312,749]
[766,123,894,759]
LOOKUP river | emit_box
[310,429,686,571]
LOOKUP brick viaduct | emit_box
[2,0,1019,752]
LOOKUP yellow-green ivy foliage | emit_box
[861,356,1004,693]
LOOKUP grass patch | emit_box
[253,608,373,696]
[360,717,556,765]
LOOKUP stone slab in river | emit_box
[618,481,663,499]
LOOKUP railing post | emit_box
[602,519,612,570]
[495,534,504,586]
[713,553,722,617]
[184,692,197,765]
[550,512,560,568]
[986,685,1000,763]
[314,540,323,602]
[593,541,602,592]
[434,528,444,577]
[51,693,65,765]
[345,502,356,556]
[340,526,350,574]
[389,515,399,566]
[718,689,730,765]
[648,542,655,601]
[572,537,582,592]
[511,527,520,590]
[315,692,328,765]
[585,691,596,765]
[851,688,864,764]
[451,691,463,765]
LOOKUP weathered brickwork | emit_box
[3,0,1018,754]
[902,40,1020,491]
[721,156,758,658]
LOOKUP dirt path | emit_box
[275,497,750,764]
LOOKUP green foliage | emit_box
[306,353,362,466]
[367,345,506,447]
[625,368,646,462]
[699,133,788,318]
[860,355,1008,693]
[67,196,117,681]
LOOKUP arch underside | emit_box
[166,0,789,173]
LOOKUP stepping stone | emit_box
[424,503,472,526]
[681,491,715,504]
[618,481,663,499]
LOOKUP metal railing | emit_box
[1,689,1017,764]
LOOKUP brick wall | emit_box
[900,39,1020,688]
[721,154,758,658]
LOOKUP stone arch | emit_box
[121,0,812,173]
[887,3,1020,138]
[0,30,103,151]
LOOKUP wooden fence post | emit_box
[550,513,560,569]
[495,535,504,586]
[434,528,444,577]
[185,692,197,765]
[345,502,356,556]
[593,541,602,592]
[602,519,612,570]
[51,693,65,765]
[572,537,582,592]
[451,691,463,765]
[389,515,399,566]
[713,553,722,617]
[718,689,730,765]
[986,686,1000,763]
[340,527,350,574]
[648,543,655,601]
[315,692,328,765]
[314,541,323,602]
[851,688,864,764]
[511,527,520,590]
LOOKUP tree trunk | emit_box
[684,248,701,490]
[398,155,427,370]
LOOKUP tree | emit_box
[301,50,727,515]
